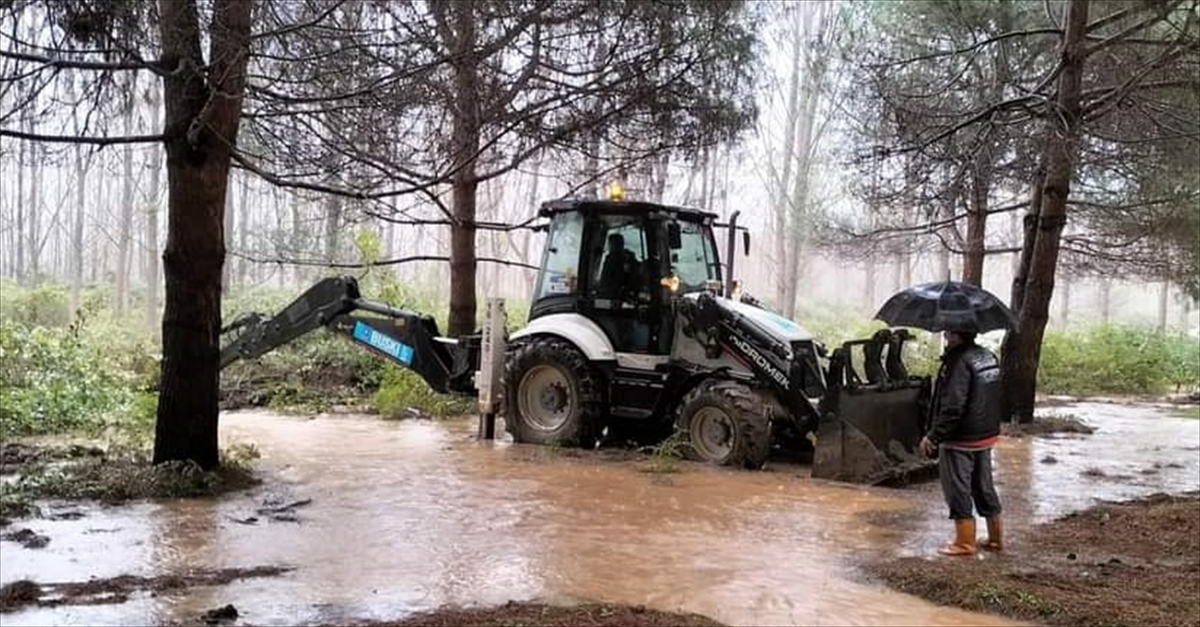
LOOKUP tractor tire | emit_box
[503,336,604,448]
[674,378,770,469]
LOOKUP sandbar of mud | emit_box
[866,491,1200,626]
[325,601,725,627]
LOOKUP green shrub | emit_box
[373,366,475,418]
[0,319,138,436]
[1038,325,1199,396]
[0,280,71,328]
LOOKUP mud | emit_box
[1,528,50,549]
[1001,413,1095,438]
[0,566,290,613]
[331,601,726,627]
[868,491,1200,626]
[0,442,106,474]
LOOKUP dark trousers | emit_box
[938,447,1002,520]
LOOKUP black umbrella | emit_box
[874,280,1019,333]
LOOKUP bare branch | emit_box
[362,210,545,232]
[870,28,1063,70]
[834,200,1030,241]
[0,128,167,145]
[1083,42,1197,120]
[1083,0,1189,57]
[0,49,161,73]
[250,0,346,41]
[229,250,540,271]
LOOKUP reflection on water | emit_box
[3,401,1196,627]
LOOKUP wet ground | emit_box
[1,400,1197,627]
[871,490,1200,626]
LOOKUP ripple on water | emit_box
[7,402,1196,627]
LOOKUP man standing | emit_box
[919,328,1005,557]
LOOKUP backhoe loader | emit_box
[220,190,937,485]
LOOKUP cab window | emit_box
[533,210,584,301]
[671,220,719,291]
[588,215,648,300]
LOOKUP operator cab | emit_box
[530,193,723,356]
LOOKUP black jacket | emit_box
[927,341,1004,445]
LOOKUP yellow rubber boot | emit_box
[982,516,1003,552]
[938,518,977,556]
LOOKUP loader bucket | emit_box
[811,337,938,486]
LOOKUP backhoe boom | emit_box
[220,276,479,396]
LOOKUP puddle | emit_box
[888,401,1200,558]
[2,401,1197,627]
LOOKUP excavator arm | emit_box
[220,276,480,396]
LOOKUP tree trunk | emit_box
[236,171,250,289]
[650,152,670,203]
[222,173,237,293]
[15,118,25,282]
[782,21,822,320]
[444,0,481,337]
[1004,0,1089,424]
[153,0,252,470]
[999,164,1045,418]
[322,192,341,268]
[71,145,88,314]
[523,162,541,285]
[963,161,989,286]
[27,121,41,283]
[1009,210,1022,279]
[145,97,163,333]
[1099,278,1112,324]
[1009,168,1045,312]
[1157,280,1169,331]
[773,24,802,310]
[290,195,302,287]
[116,79,137,313]
[93,172,110,285]
[863,255,876,310]
[1059,274,1071,326]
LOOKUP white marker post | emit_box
[475,297,507,440]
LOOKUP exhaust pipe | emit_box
[725,210,740,298]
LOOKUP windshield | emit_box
[671,219,721,292]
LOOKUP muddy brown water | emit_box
[2,401,1197,627]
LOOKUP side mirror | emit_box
[743,231,750,255]
[667,222,682,250]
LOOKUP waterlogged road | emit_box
[2,401,1197,626]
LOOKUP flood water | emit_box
[2,401,1198,627]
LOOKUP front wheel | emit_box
[674,379,770,469]
[503,337,604,448]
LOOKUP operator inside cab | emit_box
[596,232,640,300]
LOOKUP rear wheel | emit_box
[503,336,603,448]
[674,379,770,469]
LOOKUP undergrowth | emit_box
[1038,324,1200,395]
[0,442,260,521]
[3,265,1195,448]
